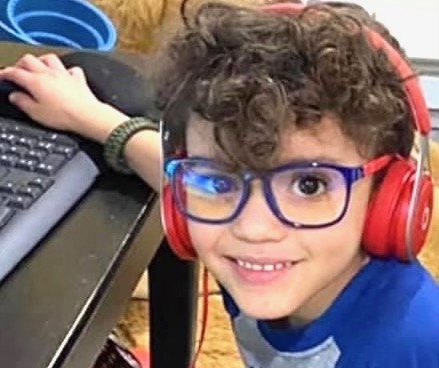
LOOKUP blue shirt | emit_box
[222,258,439,367]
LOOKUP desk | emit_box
[0,43,169,368]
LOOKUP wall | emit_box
[320,0,439,59]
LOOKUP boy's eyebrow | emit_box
[187,154,355,169]
[278,155,349,165]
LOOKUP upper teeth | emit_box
[236,259,293,271]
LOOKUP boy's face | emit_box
[185,115,373,322]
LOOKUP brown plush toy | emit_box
[90,0,170,54]
[90,0,266,54]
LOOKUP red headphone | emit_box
[160,2,434,262]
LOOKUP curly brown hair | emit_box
[156,0,415,170]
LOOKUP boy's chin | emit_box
[235,295,299,321]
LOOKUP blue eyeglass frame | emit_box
[164,155,392,229]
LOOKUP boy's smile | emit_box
[186,114,373,323]
[228,256,301,284]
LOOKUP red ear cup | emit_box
[363,160,412,257]
[363,159,433,261]
[162,185,197,260]
[393,171,433,260]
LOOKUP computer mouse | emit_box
[0,80,29,120]
[0,50,160,121]
[0,80,26,94]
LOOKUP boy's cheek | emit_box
[187,221,224,255]
[346,180,374,229]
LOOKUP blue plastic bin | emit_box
[1,0,117,51]
[0,0,34,44]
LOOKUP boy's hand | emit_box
[0,54,128,142]
[0,53,110,135]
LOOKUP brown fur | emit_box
[91,0,266,54]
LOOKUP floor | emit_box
[114,273,243,368]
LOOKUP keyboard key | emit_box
[54,145,77,159]
[17,185,42,200]
[0,182,17,194]
[25,149,47,162]
[0,206,14,228]
[16,158,38,171]
[6,146,28,157]
[0,142,10,153]
[16,136,38,149]
[45,132,77,146]
[0,170,34,194]
[7,195,35,210]
[36,154,67,175]
[35,141,56,152]
[0,154,19,167]
[0,167,8,179]
[27,177,54,191]
[0,133,17,144]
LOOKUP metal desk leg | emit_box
[148,239,199,368]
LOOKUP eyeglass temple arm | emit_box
[363,155,394,176]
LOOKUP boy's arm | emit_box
[0,53,161,192]
[123,129,161,192]
[68,102,161,192]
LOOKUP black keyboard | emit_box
[0,116,99,282]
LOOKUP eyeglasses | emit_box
[164,155,392,228]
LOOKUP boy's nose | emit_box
[230,183,288,243]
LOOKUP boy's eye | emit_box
[291,175,327,197]
[183,170,239,195]
[209,175,237,194]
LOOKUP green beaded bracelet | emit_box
[103,116,158,174]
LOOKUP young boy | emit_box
[0,1,438,367]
